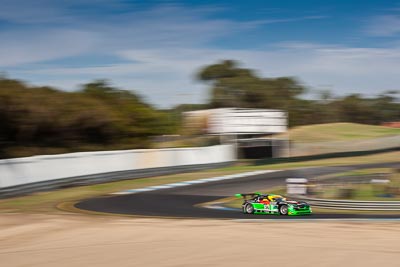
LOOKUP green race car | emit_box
[235,193,312,216]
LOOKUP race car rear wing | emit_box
[235,193,262,199]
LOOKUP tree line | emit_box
[0,78,176,158]
[195,60,400,126]
[1,60,399,157]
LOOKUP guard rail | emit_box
[295,196,400,211]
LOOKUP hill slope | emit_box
[280,123,400,143]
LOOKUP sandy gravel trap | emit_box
[0,213,400,267]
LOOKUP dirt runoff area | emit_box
[0,213,399,267]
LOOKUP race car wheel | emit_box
[279,205,288,215]
[244,204,254,214]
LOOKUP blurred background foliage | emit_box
[197,60,400,126]
[0,59,399,158]
[0,78,178,158]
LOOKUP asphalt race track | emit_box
[76,162,400,220]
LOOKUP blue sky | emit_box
[1,0,400,107]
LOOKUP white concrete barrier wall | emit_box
[0,145,236,189]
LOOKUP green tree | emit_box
[197,60,307,125]
[0,78,177,158]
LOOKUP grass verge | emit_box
[276,122,400,143]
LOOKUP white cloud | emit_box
[0,4,250,66]
[366,15,400,36]
[0,0,66,23]
[14,43,400,107]
[0,29,97,67]
[0,3,330,65]
[5,3,395,107]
